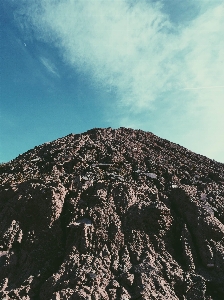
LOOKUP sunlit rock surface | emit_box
[0,127,224,299]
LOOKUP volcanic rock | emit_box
[0,127,224,299]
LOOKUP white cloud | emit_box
[16,0,224,162]
[17,0,177,107]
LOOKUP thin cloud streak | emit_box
[181,86,224,90]
[40,57,59,77]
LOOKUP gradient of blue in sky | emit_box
[0,0,224,163]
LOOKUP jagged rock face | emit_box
[0,127,224,299]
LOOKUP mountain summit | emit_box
[0,127,224,299]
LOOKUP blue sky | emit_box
[1,0,224,163]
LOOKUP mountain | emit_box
[0,127,224,299]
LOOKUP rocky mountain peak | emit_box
[0,127,224,299]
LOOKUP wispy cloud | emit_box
[181,86,224,90]
[39,56,59,77]
[15,0,224,161]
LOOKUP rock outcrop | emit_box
[0,127,224,299]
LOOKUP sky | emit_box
[0,0,224,163]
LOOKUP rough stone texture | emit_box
[0,127,224,299]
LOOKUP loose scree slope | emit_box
[0,128,224,299]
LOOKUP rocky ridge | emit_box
[0,127,224,299]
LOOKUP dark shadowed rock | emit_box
[0,127,224,299]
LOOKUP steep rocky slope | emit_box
[0,127,224,299]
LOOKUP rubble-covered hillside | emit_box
[0,127,224,299]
